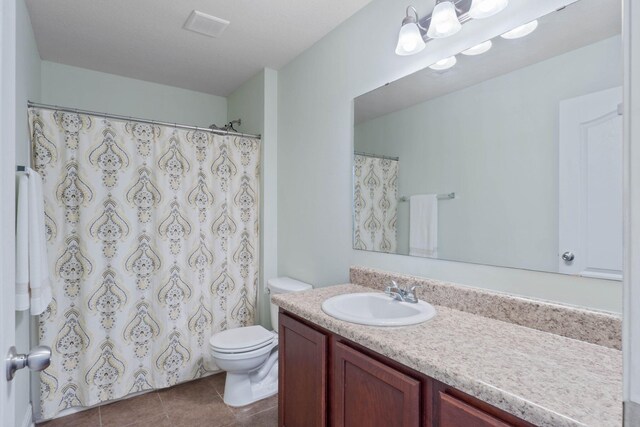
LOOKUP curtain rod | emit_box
[354,151,399,161]
[27,101,262,139]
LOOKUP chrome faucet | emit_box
[384,281,424,303]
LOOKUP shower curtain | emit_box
[353,154,398,253]
[29,108,261,419]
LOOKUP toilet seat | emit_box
[210,325,275,354]
[211,341,276,361]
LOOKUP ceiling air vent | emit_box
[183,10,229,38]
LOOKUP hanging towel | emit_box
[409,194,438,258]
[15,168,52,315]
[15,174,29,310]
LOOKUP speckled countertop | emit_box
[272,284,622,427]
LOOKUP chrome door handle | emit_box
[6,345,51,381]
[562,251,575,262]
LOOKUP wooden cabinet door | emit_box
[279,313,328,427]
[438,392,513,427]
[332,341,420,427]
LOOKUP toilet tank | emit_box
[268,277,312,331]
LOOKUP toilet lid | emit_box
[210,325,275,353]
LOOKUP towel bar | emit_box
[399,192,455,202]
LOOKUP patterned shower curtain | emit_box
[29,108,260,420]
[353,154,398,253]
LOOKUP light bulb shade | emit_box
[429,55,457,70]
[395,22,426,56]
[427,1,461,39]
[469,0,508,19]
[500,20,538,39]
[461,40,492,56]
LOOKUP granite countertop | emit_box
[272,284,622,427]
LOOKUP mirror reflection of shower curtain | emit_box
[353,154,398,252]
[29,108,260,420]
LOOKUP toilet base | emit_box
[223,360,278,407]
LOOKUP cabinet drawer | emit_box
[333,341,421,427]
[439,392,513,427]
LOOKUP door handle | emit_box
[6,345,51,381]
[562,251,575,262]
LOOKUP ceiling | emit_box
[26,0,373,96]
[355,0,621,124]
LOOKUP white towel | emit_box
[15,174,30,310]
[409,194,438,258]
[15,168,52,315]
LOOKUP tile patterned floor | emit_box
[36,373,278,427]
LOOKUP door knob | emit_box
[562,251,575,262]
[6,345,51,381]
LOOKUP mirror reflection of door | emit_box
[559,87,623,280]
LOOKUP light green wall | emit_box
[228,71,265,135]
[262,69,278,326]
[355,36,622,272]
[16,0,40,423]
[16,0,39,164]
[41,61,227,127]
[228,69,279,329]
[277,0,622,312]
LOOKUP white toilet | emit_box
[210,277,312,407]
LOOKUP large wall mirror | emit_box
[352,0,622,280]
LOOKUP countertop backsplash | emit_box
[350,266,622,349]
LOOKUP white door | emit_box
[559,87,623,280]
[1,0,18,425]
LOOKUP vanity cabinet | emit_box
[279,311,536,427]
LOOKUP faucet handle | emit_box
[407,284,424,302]
[409,284,424,293]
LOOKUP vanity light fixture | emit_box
[500,20,538,39]
[427,0,462,39]
[461,40,492,55]
[396,0,510,56]
[468,0,508,19]
[429,55,457,70]
[395,6,427,56]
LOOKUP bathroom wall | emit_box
[40,61,227,127]
[15,0,41,424]
[355,36,622,271]
[228,68,279,329]
[15,0,40,164]
[277,0,623,312]
[228,71,267,135]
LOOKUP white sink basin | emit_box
[321,292,436,327]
